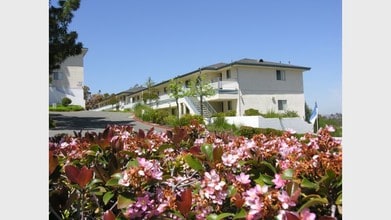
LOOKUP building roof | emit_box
[120,58,311,94]
[116,86,146,96]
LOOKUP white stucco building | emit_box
[96,58,311,119]
[49,48,88,108]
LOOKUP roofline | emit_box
[117,59,311,94]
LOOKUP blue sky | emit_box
[68,0,341,115]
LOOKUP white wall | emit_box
[234,66,305,118]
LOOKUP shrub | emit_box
[61,97,72,107]
[236,125,284,138]
[49,124,342,219]
[49,104,84,112]
[178,114,204,126]
[244,108,261,116]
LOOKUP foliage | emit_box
[49,104,84,112]
[61,97,72,107]
[207,114,237,133]
[49,121,342,219]
[186,73,216,117]
[143,77,159,104]
[244,108,261,116]
[178,114,205,126]
[168,78,186,119]
[235,126,285,139]
[49,118,56,128]
[49,0,83,75]
[304,102,312,122]
[85,93,104,110]
[317,114,342,137]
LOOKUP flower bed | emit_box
[49,120,342,219]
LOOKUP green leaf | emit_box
[227,185,238,197]
[298,197,328,212]
[282,169,294,180]
[254,174,273,186]
[126,159,139,168]
[301,177,319,190]
[233,209,247,219]
[90,186,107,196]
[103,191,114,205]
[335,193,342,205]
[117,194,133,209]
[259,161,277,174]
[201,144,214,161]
[105,174,122,186]
[184,154,204,171]
[207,213,234,220]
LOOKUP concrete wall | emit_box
[218,116,313,134]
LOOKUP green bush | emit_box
[244,108,261,116]
[235,125,284,138]
[207,115,237,133]
[61,97,72,107]
[49,105,84,112]
[178,114,204,126]
[163,115,179,127]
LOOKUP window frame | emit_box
[277,100,287,111]
[276,70,286,81]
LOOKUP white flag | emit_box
[309,102,318,125]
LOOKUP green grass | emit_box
[49,104,84,112]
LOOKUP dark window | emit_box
[276,70,286,81]
[226,70,231,79]
[278,100,287,111]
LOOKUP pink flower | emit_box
[272,174,287,189]
[236,172,251,185]
[300,208,316,220]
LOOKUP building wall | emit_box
[234,66,305,118]
[49,49,87,107]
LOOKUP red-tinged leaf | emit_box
[213,146,223,163]
[138,129,145,138]
[189,146,201,155]
[77,166,94,188]
[64,165,80,184]
[147,127,155,137]
[49,151,58,175]
[64,165,93,188]
[233,193,244,208]
[103,210,116,220]
[176,188,192,217]
[284,211,300,220]
[319,217,337,220]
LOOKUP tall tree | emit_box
[143,77,159,104]
[168,78,186,119]
[49,0,83,75]
[304,102,311,122]
[187,70,216,117]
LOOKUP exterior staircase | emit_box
[186,96,216,118]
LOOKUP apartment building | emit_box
[95,58,311,120]
[49,48,88,108]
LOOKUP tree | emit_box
[168,78,186,119]
[85,93,104,110]
[49,0,83,75]
[108,94,119,109]
[187,70,216,117]
[142,77,159,104]
[83,85,90,100]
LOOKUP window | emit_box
[228,101,232,110]
[163,87,167,94]
[278,100,287,111]
[226,70,231,79]
[276,70,286,81]
[185,80,190,88]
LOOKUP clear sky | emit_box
[68,0,342,115]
